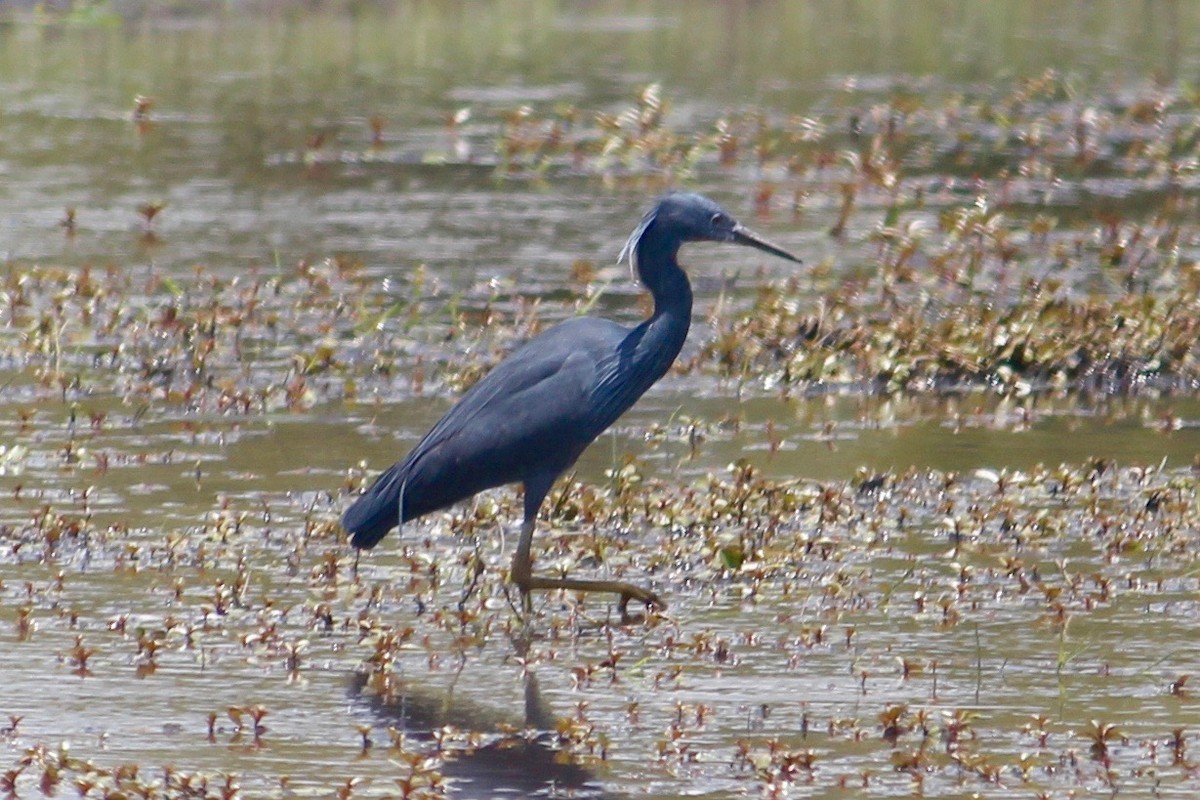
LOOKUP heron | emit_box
[343,192,801,617]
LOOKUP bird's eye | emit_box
[710,212,729,227]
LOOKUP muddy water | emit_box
[3,2,1200,799]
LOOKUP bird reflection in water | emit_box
[348,634,616,799]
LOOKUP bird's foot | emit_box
[514,570,666,623]
[616,584,666,624]
[511,547,665,622]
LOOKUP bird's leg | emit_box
[510,515,665,622]
[511,518,537,616]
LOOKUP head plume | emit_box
[617,201,659,281]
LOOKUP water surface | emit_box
[2,3,1200,798]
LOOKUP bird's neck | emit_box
[635,236,693,317]
[631,238,693,379]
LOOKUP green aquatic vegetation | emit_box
[5,71,1200,799]
[475,78,1200,397]
[485,71,1200,207]
[0,259,550,426]
[5,442,1195,800]
[495,84,708,184]
[700,251,1200,396]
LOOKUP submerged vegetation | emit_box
[3,25,1200,799]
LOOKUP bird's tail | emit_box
[342,463,406,550]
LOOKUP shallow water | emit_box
[3,2,1200,798]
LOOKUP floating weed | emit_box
[1084,719,1124,760]
[418,79,1200,398]
[137,201,167,243]
[58,206,76,238]
[131,94,154,136]
[0,258,550,434]
[7,72,1200,799]
[63,634,96,677]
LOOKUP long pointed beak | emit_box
[731,224,802,263]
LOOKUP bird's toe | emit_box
[617,585,666,622]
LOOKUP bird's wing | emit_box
[586,346,637,432]
[585,319,675,433]
[346,317,639,543]
[402,317,627,477]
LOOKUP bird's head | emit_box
[619,192,801,276]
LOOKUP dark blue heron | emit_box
[343,192,801,617]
